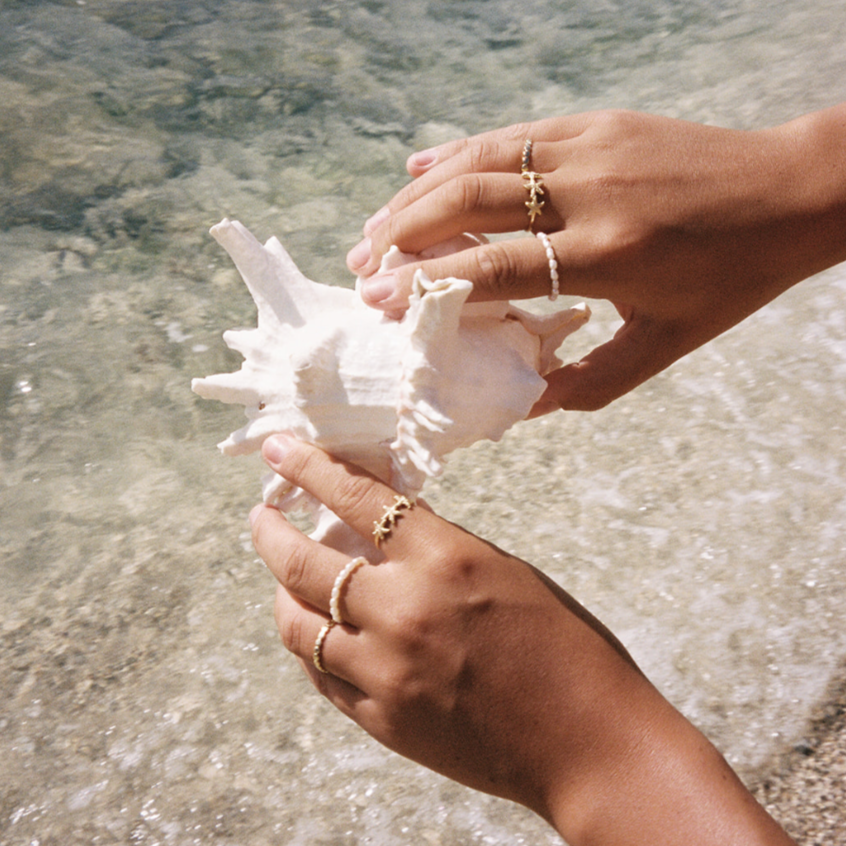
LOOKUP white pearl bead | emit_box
[536,232,560,301]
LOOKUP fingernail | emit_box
[248,503,264,528]
[262,433,292,466]
[347,238,372,270]
[409,149,437,170]
[360,274,397,304]
[363,206,390,235]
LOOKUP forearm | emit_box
[476,584,798,845]
[547,687,796,846]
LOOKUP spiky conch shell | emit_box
[192,218,590,560]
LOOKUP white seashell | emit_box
[192,218,590,557]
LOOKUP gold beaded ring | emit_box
[521,139,545,230]
[312,619,335,674]
[372,495,415,548]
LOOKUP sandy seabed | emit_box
[3,1,846,843]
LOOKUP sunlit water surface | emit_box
[2,1,846,843]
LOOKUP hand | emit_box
[348,106,846,411]
[250,435,795,845]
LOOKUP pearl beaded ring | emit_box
[330,555,368,624]
[536,231,559,301]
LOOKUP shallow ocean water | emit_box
[1,1,846,843]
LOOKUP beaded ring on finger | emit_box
[329,556,368,625]
[312,620,335,674]
[536,231,559,301]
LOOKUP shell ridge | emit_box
[389,274,472,490]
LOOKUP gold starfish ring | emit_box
[372,495,415,547]
[522,170,545,228]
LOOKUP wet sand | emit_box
[752,665,846,844]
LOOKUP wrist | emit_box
[763,103,846,280]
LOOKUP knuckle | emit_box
[465,142,487,172]
[472,242,519,297]
[277,602,309,655]
[383,603,428,642]
[383,205,421,249]
[574,392,616,412]
[465,138,501,172]
[373,218,401,259]
[375,627,462,717]
[376,652,429,713]
[279,542,310,594]
[328,469,377,522]
[311,669,333,697]
[501,120,535,143]
[448,173,487,216]
[584,214,628,256]
[589,108,635,139]
[379,674,420,717]
[250,507,272,553]
[595,217,650,265]
[394,177,428,209]
[250,507,290,565]
[276,441,317,488]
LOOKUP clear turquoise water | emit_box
[2,1,846,843]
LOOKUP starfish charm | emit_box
[522,170,545,228]
[522,171,545,195]
[525,195,545,226]
[372,495,414,547]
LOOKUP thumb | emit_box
[531,316,686,413]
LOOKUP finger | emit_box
[261,435,435,558]
[405,124,534,178]
[404,113,593,178]
[355,117,591,261]
[358,231,571,313]
[374,177,566,277]
[351,173,527,276]
[533,316,689,412]
[274,584,367,701]
[275,586,400,746]
[251,503,378,626]
[379,138,530,234]
[352,140,572,276]
[357,179,554,279]
[385,134,561,227]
